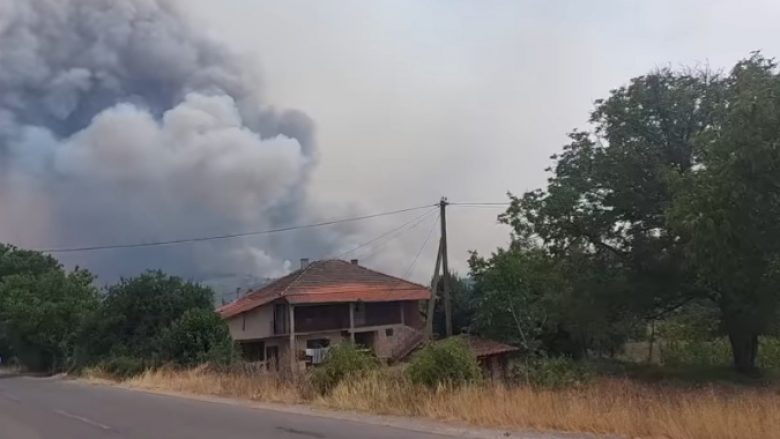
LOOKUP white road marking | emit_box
[54,409,112,431]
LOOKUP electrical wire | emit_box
[449,202,512,207]
[358,209,438,263]
[36,204,436,253]
[32,200,509,254]
[323,208,437,260]
[401,211,440,280]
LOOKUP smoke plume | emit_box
[0,0,342,291]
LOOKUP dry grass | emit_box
[91,367,780,439]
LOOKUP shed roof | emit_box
[456,335,520,358]
[217,260,431,319]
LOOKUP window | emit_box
[385,328,394,337]
[240,342,265,362]
[306,338,330,349]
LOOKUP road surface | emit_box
[0,374,556,439]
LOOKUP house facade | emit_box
[217,259,430,371]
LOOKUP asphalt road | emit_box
[0,374,466,439]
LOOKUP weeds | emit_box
[86,366,780,439]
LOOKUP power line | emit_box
[401,211,440,280]
[358,209,438,262]
[449,202,511,207]
[36,204,436,253]
[325,208,437,260]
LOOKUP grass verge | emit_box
[86,366,780,439]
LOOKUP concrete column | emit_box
[349,302,355,343]
[288,304,296,372]
[400,302,405,325]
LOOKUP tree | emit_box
[431,273,478,337]
[496,54,780,372]
[157,308,235,367]
[0,244,61,279]
[468,241,640,358]
[0,268,98,371]
[669,54,780,373]
[502,68,723,324]
[80,270,215,364]
[468,243,558,354]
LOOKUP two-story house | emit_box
[217,259,431,371]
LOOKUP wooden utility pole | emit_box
[425,239,442,338]
[439,197,453,337]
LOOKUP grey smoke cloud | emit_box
[0,0,338,289]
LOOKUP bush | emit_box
[98,356,147,379]
[406,338,481,388]
[157,308,235,367]
[661,337,780,369]
[509,356,591,388]
[310,343,378,394]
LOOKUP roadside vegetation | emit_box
[3,53,780,439]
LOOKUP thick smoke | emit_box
[0,0,342,292]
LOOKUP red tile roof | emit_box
[217,260,431,319]
[455,335,520,358]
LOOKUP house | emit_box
[217,259,431,371]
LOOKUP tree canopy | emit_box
[475,54,780,372]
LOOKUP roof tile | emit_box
[217,260,431,319]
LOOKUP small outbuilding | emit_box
[458,335,519,381]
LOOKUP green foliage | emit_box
[431,273,478,336]
[469,243,640,358]
[0,243,65,363]
[482,53,780,373]
[79,270,215,365]
[668,54,780,372]
[0,243,61,279]
[97,356,147,379]
[157,308,235,367]
[662,338,780,370]
[406,338,481,388]
[494,68,720,358]
[310,343,378,394]
[468,244,558,353]
[0,268,98,371]
[509,356,591,389]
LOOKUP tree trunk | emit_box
[728,330,758,374]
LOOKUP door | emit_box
[266,346,279,371]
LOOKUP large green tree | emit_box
[503,67,723,321]
[495,54,780,372]
[0,244,95,370]
[79,270,216,364]
[0,268,98,371]
[669,55,780,372]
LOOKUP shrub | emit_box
[661,339,731,367]
[310,343,378,394]
[661,337,780,369]
[509,356,591,388]
[157,308,235,367]
[98,356,147,379]
[406,338,481,388]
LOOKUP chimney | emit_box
[300,258,310,269]
[350,259,359,265]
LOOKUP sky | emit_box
[2,0,779,292]
[178,0,780,281]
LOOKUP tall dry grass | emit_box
[107,367,779,439]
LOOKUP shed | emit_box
[458,335,519,380]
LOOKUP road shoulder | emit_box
[68,376,604,439]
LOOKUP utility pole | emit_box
[425,239,442,339]
[439,197,453,337]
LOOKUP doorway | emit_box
[354,331,376,350]
[266,346,279,371]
